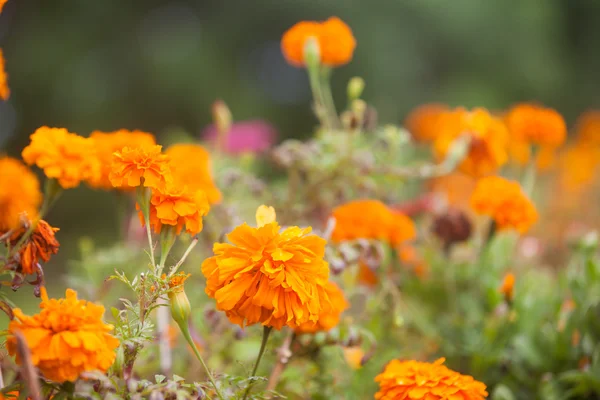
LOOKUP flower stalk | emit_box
[242,326,273,400]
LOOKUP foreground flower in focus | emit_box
[166,143,222,204]
[8,219,59,275]
[434,107,509,178]
[470,176,538,234]
[7,288,119,383]
[0,49,9,100]
[331,200,416,246]
[0,157,42,232]
[506,103,566,148]
[404,103,449,143]
[282,17,356,67]
[109,145,171,190]
[22,127,101,189]
[202,206,332,329]
[89,130,156,190]
[296,281,348,334]
[142,183,210,235]
[374,358,488,400]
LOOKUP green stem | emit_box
[242,326,273,400]
[136,186,155,267]
[319,67,340,129]
[180,323,224,400]
[307,64,329,129]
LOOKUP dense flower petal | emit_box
[109,145,171,190]
[0,157,42,232]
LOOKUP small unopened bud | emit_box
[303,36,321,68]
[168,273,191,327]
[212,100,232,152]
[347,77,365,101]
[351,99,367,120]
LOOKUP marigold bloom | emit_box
[22,127,100,189]
[499,272,515,302]
[281,17,356,67]
[434,107,509,178]
[331,200,416,246]
[201,206,332,329]
[88,130,156,190]
[575,110,600,146]
[0,157,42,232]
[374,358,488,400]
[0,49,9,100]
[109,145,171,190]
[506,103,566,148]
[6,288,119,383]
[296,282,348,334]
[404,103,449,143]
[357,261,379,287]
[470,176,538,234]
[9,220,59,275]
[558,144,600,192]
[428,172,476,210]
[141,183,210,235]
[165,144,222,204]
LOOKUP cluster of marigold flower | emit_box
[8,10,598,400]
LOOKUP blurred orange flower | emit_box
[470,176,538,234]
[0,157,42,232]
[296,281,348,334]
[165,143,222,204]
[428,172,476,210]
[558,143,600,192]
[202,206,331,330]
[22,127,100,189]
[7,288,119,383]
[404,103,449,143]
[506,103,566,148]
[357,261,379,287]
[281,17,356,67]
[434,107,509,178]
[0,49,9,100]
[141,183,210,235]
[9,220,59,275]
[343,346,365,370]
[331,200,416,246]
[374,358,488,400]
[499,272,515,302]
[109,145,171,190]
[575,110,600,146]
[88,130,156,190]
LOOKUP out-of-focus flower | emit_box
[0,49,9,100]
[22,127,101,189]
[6,288,119,383]
[141,183,210,235]
[88,130,156,190]
[558,143,600,192]
[110,145,171,190]
[404,103,449,143]
[470,176,538,234]
[202,120,277,155]
[331,200,416,246]
[575,110,600,146]
[499,272,515,302]
[281,17,355,67]
[8,220,59,275]
[509,140,556,171]
[357,261,379,288]
[201,205,331,330]
[434,107,509,178]
[343,346,365,370]
[374,358,488,400]
[165,143,222,204]
[398,243,428,279]
[506,103,566,148]
[0,157,42,232]
[428,172,476,210]
[432,208,472,250]
[295,282,348,334]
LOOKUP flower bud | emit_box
[347,77,365,102]
[212,100,232,136]
[168,274,191,327]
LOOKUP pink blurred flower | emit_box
[201,120,277,155]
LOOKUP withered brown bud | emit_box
[432,208,472,251]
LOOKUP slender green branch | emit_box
[242,326,273,400]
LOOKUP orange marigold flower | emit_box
[470,176,538,234]
[0,157,42,232]
[499,272,515,302]
[22,127,100,189]
[201,206,331,330]
[404,103,449,143]
[6,288,119,383]
[357,261,379,288]
[428,172,476,209]
[165,143,222,204]
[0,49,9,100]
[296,282,348,334]
[281,17,356,67]
[434,107,509,178]
[374,358,488,400]
[331,200,416,246]
[109,144,171,190]
[88,130,156,190]
[506,103,566,148]
[141,183,210,235]
[9,220,59,275]
[575,110,600,147]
